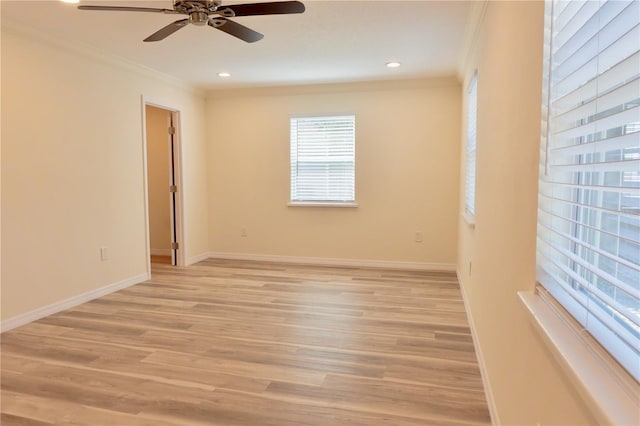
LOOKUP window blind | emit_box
[537,0,640,381]
[290,115,355,203]
[465,73,478,216]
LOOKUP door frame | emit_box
[141,96,185,271]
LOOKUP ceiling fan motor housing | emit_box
[173,1,223,14]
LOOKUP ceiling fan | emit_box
[77,0,305,43]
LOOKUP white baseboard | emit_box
[185,252,211,266]
[206,251,455,271]
[0,273,149,333]
[150,248,171,256]
[456,269,499,426]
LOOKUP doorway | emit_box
[143,101,184,268]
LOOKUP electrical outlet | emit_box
[100,246,110,261]
[415,232,423,243]
[241,227,247,237]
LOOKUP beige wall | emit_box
[457,2,596,425]
[145,105,172,252]
[1,29,209,321]
[206,79,461,265]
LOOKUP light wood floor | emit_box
[1,259,491,425]
[150,255,173,265]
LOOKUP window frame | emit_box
[288,114,357,208]
[522,0,640,423]
[464,71,478,225]
[535,0,640,382]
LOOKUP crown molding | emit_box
[1,22,202,96]
[205,75,461,99]
[457,0,489,81]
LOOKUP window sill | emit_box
[288,201,358,208]
[518,288,639,426]
[462,211,476,228]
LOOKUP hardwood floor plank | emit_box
[1,332,153,365]
[1,390,179,426]
[140,387,482,426]
[1,412,53,426]
[142,350,328,386]
[265,374,490,424]
[1,369,144,415]
[1,259,490,425]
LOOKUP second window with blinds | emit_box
[465,72,478,223]
[536,0,639,382]
[289,115,356,206]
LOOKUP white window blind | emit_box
[465,73,478,216]
[537,0,640,381]
[290,115,355,203]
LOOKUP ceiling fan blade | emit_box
[209,18,264,43]
[144,19,190,42]
[78,5,178,14]
[222,1,305,17]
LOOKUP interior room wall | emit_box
[206,78,461,266]
[1,28,208,322]
[145,105,172,255]
[457,2,596,425]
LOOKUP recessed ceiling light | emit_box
[217,72,231,78]
[61,0,80,4]
[386,61,401,68]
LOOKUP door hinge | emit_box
[170,185,178,193]
[168,126,176,135]
[171,242,179,250]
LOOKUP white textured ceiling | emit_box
[1,0,473,90]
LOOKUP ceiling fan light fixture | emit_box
[217,72,231,78]
[386,61,401,68]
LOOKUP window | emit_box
[537,0,640,381]
[290,115,356,205]
[465,72,478,218]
